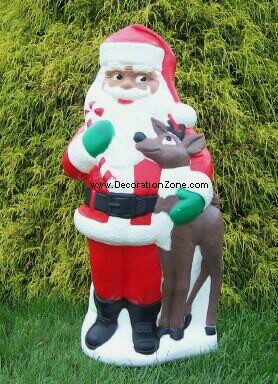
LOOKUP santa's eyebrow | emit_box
[104,70,123,77]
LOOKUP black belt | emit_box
[84,188,157,219]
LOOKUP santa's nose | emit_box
[120,79,133,89]
[133,132,147,143]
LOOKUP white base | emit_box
[81,247,218,366]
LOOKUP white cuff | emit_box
[185,170,213,209]
[67,132,96,173]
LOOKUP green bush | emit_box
[0,0,277,306]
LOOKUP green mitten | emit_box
[82,120,115,157]
[169,188,205,225]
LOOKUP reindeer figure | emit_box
[134,118,224,340]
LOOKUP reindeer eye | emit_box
[162,136,176,146]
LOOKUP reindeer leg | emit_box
[158,249,174,330]
[199,208,224,335]
[184,259,209,317]
[169,240,195,340]
[205,263,223,332]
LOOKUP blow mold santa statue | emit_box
[63,25,216,365]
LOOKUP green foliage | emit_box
[0,0,277,305]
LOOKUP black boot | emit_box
[127,301,161,355]
[85,293,124,350]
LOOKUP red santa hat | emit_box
[100,24,179,101]
[99,25,197,127]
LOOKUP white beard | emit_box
[84,68,178,168]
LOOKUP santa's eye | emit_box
[112,73,123,81]
[162,136,176,145]
[135,75,148,83]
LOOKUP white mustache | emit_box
[103,84,151,100]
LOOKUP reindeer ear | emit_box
[182,134,206,156]
[151,117,167,136]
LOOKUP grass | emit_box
[0,299,276,384]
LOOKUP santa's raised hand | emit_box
[83,120,115,158]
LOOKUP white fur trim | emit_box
[74,210,173,251]
[99,42,164,71]
[67,132,97,173]
[159,167,213,210]
[106,63,153,73]
[152,212,174,250]
[171,103,197,127]
[184,170,213,209]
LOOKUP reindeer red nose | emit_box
[133,132,146,143]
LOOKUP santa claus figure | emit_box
[62,25,214,361]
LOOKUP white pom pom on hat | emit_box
[171,103,197,127]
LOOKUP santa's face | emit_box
[102,66,160,104]
[84,65,177,167]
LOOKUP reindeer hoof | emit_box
[157,326,170,338]
[205,326,216,335]
[169,314,192,341]
[170,328,184,340]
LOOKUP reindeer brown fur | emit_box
[134,118,224,340]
